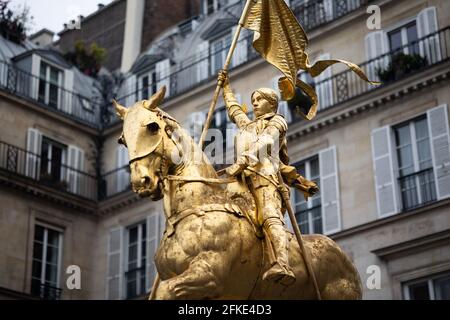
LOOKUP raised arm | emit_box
[218,70,250,129]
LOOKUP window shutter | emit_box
[231,26,248,67]
[125,74,137,106]
[156,59,171,97]
[315,53,334,110]
[62,69,74,115]
[417,7,441,64]
[187,111,206,144]
[30,54,41,99]
[67,145,85,195]
[365,31,389,83]
[107,227,123,300]
[319,146,341,234]
[146,213,161,292]
[196,41,210,82]
[116,145,130,193]
[26,128,42,179]
[427,104,450,200]
[371,126,400,217]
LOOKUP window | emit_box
[203,0,232,15]
[40,137,67,186]
[394,116,436,210]
[404,273,450,300]
[38,61,62,109]
[126,222,147,299]
[388,21,420,56]
[211,34,232,75]
[292,156,322,234]
[138,71,157,101]
[210,107,228,152]
[31,224,63,300]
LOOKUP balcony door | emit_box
[38,61,63,109]
[40,137,67,186]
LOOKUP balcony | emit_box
[399,168,437,212]
[0,60,101,128]
[99,165,131,200]
[291,0,365,32]
[0,141,97,201]
[30,283,62,300]
[295,27,450,119]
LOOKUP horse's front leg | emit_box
[154,251,226,300]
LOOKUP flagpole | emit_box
[198,0,253,150]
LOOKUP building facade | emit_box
[56,0,200,72]
[0,0,449,300]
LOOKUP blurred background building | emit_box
[0,0,449,300]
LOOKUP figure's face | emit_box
[251,91,273,118]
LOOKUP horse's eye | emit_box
[147,122,160,135]
[118,135,126,146]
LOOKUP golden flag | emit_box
[242,0,379,120]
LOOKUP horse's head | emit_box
[114,86,173,200]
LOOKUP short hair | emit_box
[251,88,279,112]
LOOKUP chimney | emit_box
[121,0,145,72]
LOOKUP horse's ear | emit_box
[113,100,127,120]
[143,86,166,111]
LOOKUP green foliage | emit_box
[0,0,33,44]
[377,52,428,83]
[64,40,107,77]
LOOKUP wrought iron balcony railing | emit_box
[0,60,102,128]
[98,165,131,200]
[398,168,437,212]
[0,141,97,200]
[30,282,62,300]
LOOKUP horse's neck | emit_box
[163,131,222,217]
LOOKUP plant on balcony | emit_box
[377,52,428,83]
[0,0,33,44]
[63,40,107,77]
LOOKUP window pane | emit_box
[142,76,149,99]
[297,211,309,234]
[49,67,59,85]
[414,118,429,140]
[395,125,411,146]
[406,23,419,55]
[129,227,138,244]
[49,84,58,108]
[310,158,320,178]
[128,243,138,265]
[34,225,45,242]
[389,30,403,53]
[45,263,58,284]
[409,281,430,300]
[434,276,450,300]
[47,229,60,247]
[46,246,59,265]
[417,140,432,169]
[397,146,414,176]
[32,259,42,279]
[33,242,43,261]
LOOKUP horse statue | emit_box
[113,86,362,300]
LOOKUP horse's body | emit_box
[114,87,362,300]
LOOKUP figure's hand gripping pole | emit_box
[276,171,322,300]
[198,0,253,150]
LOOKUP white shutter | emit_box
[62,69,74,115]
[371,126,400,217]
[231,26,248,67]
[25,128,42,179]
[319,146,341,234]
[196,41,210,82]
[30,54,41,100]
[417,7,441,64]
[125,74,137,106]
[107,227,123,300]
[315,53,334,110]
[146,213,161,291]
[116,145,130,193]
[67,145,85,195]
[365,31,389,84]
[187,111,206,144]
[323,0,334,21]
[156,59,171,97]
[427,104,450,200]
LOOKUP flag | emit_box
[242,0,379,120]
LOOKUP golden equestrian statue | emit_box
[112,0,378,300]
[113,86,362,300]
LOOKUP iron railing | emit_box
[301,27,450,117]
[30,282,62,300]
[398,168,437,211]
[0,60,102,127]
[99,165,131,200]
[292,0,365,31]
[0,141,97,200]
